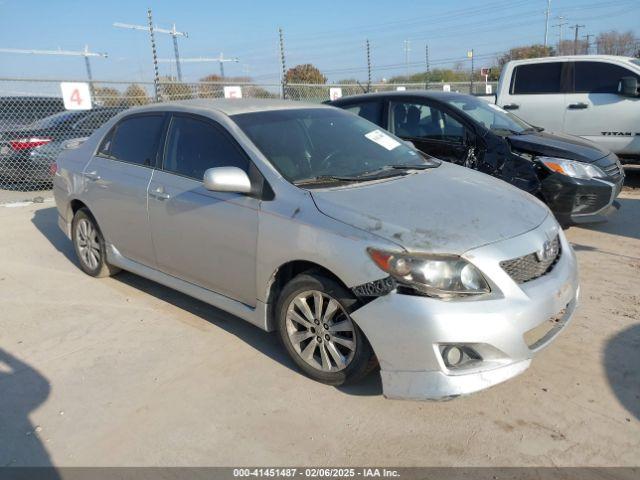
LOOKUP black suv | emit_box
[330,91,624,226]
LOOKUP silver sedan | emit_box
[53,99,579,400]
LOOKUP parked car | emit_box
[0,96,65,130]
[330,91,624,226]
[54,99,579,400]
[488,55,640,164]
[0,107,124,185]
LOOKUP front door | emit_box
[563,60,640,155]
[82,113,165,267]
[387,99,471,165]
[148,113,259,307]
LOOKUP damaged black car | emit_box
[330,91,624,226]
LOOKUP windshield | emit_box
[233,108,437,185]
[445,96,533,135]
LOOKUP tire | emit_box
[276,273,376,386]
[71,208,120,278]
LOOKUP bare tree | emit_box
[557,39,589,56]
[596,30,638,56]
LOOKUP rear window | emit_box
[101,115,164,166]
[511,62,563,94]
[574,61,640,93]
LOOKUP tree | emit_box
[557,39,589,56]
[93,87,121,107]
[497,44,554,68]
[284,64,327,84]
[158,76,194,101]
[597,30,639,56]
[122,84,150,106]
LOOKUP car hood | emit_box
[310,162,549,255]
[508,130,609,163]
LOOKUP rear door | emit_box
[82,113,165,267]
[498,61,568,132]
[563,60,640,155]
[148,113,259,306]
[386,99,472,164]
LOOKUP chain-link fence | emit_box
[0,77,497,192]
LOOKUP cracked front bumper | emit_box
[351,215,579,401]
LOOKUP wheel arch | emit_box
[264,260,353,331]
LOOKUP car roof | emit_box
[128,98,332,116]
[330,90,475,104]
[506,54,636,66]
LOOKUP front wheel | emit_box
[276,273,376,386]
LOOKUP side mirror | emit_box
[203,167,252,194]
[619,76,638,97]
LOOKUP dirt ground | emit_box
[0,173,638,467]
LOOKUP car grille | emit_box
[500,235,561,284]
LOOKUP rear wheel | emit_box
[276,273,376,386]
[71,208,120,278]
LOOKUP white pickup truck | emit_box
[489,55,640,163]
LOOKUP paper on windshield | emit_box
[365,129,401,151]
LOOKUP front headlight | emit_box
[367,248,490,298]
[538,156,606,180]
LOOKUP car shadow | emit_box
[604,324,640,421]
[30,206,383,397]
[0,348,60,474]
[573,196,640,243]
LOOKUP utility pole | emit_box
[158,53,239,78]
[0,46,107,95]
[114,17,188,81]
[425,44,430,90]
[403,40,411,78]
[553,16,568,55]
[570,24,585,55]
[366,39,371,93]
[583,33,594,54]
[467,49,474,94]
[544,0,552,47]
[278,27,286,99]
[147,9,160,101]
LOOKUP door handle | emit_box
[150,188,171,201]
[568,102,588,110]
[84,171,101,181]
[502,103,519,110]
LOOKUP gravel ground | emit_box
[0,173,638,467]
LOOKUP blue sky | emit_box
[0,0,638,84]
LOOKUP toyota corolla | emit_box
[53,99,579,400]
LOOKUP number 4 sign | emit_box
[60,82,92,110]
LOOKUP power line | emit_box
[114,18,187,81]
[158,53,239,78]
[570,24,586,55]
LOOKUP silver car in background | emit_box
[53,99,579,400]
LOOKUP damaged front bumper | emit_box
[351,215,579,401]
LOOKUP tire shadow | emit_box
[604,324,640,421]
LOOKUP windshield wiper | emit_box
[387,163,439,170]
[294,175,364,186]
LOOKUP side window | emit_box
[574,61,640,94]
[511,62,563,94]
[343,102,382,125]
[163,115,249,180]
[389,101,466,143]
[104,115,164,166]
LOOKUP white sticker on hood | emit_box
[365,129,401,151]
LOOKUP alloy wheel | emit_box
[75,218,101,270]
[285,290,356,372]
